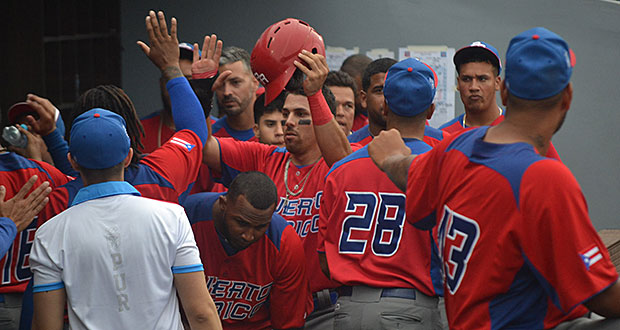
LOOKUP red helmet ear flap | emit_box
[251,18,325,105]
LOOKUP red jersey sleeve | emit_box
[405,148,443,230]
[269,225,313,329]
[215,137,278,186]
[519,160,618,313]
[139,129,203,197]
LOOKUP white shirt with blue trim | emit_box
[30,181,203,330]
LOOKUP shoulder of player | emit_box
[521,158,577,189]
[265,214,302,252]
[326,146,370,179]
[182,192,222,224]
[438,114,464,132]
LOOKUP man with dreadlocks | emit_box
[11,12,215,328]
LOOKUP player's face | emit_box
[222,194,274,251]
[361,73,387,128]
[255,111,286,147]
[457,62,500,115]
[330,86,355,135]
[216,61,258,117]
[282,94,317,154]
[352,74,364,114]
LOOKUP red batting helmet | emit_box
[250,18,325,105]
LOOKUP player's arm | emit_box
[137,10,208,146]
[368,129,416,192]
[32,288,66,330]
[174,271,222,330]
[585,280,620,317]
[295,50,352,167]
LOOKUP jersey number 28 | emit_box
[339,192,405,257]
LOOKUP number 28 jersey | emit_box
[406,127,618,329]
[318,139,441,296]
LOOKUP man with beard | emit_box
[183,171,311,329]
[369,27,620,330]
[201,17,352,329]
[212,47,259,141]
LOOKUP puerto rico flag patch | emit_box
[580,246,603,271]
[170,137,195,152]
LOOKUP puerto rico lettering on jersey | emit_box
[207,276,272,321]
[274,192,322,238]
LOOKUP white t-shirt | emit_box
[31,182,203,330]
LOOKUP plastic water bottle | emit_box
[2,125,28,149]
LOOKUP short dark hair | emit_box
[220,46,252,73]
[285,86,337,116]
[455,50,500,76]
[506,90,564,112]
[340,54,372,79]
[324,71,357,97]
[362,58,397,91]
[254,93,285,124]
[227,171,278,210]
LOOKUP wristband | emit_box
[192,70,218,80]
[307,89,333,126]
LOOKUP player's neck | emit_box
[389,120,425,141]
[484,111,555,156]
[290,145,322,167]
[226,108,255,131]
[368,120,385,137]
[464,104,501,127]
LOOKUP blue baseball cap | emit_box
[69,109,130,169]
[454,41,502,75]
[505,27,576,100]
[383,58,438,117]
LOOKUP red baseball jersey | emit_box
[41,129,203,223]
[439,113,561,160]
[191,117,259,194]
[0,152,71,293]
[139,112,176,154]
[318,139,441,297]
[183,192,312,330]
[214,138,340,293]
[406,127,618,329]
[351,113,368,132]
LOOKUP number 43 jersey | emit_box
[318,138,442,297]
[406,127,618,330]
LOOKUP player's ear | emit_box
[219,195,227,213]
[500,80,509,106]
[426,103,436,120]
[253,123,260,140]
[123,148,133,168]
[494,75,501,91]
[67,152,80,172]
[360,90,367,109]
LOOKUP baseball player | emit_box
[184,171,312,329]
[200,18,352,329]
[319,58,443,330]
[253,93,286,147]
[348,58,448,148]
[369,27,620,329]
[0,131,68,329]
[439,40,561,160]
[30,108,221,330]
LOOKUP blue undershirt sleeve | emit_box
[0,217,18,257]
[166,77,208,145]
[42,129,77,177]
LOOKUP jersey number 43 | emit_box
[437,205,480,295]
[339,192,405,257]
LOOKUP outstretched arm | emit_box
[175,271,223,330]
[137,10,208,145]
[368,129,416,192]
[294,50,351,167]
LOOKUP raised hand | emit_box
[192,34,223,79]
[293,50,329,96]
[24,94,58,136]
[0,175,51,232]
[137,10,182,80]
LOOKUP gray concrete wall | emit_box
[121,0,620,229]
